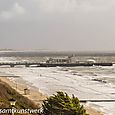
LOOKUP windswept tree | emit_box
[42,91,88,115]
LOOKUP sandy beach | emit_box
[84,106,104,115]
[0,76,104,115]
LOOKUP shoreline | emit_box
[0,76,104,115]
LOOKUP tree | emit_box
[42,91,88,115]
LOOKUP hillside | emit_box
[0,79,39,109]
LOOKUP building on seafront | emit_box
[45,55,94,64]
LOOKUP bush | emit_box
[42,91,88,115]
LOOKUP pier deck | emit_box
[0,62,113,67]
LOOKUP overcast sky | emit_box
[0,0,115,51]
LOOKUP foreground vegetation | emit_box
[43,91,88,115]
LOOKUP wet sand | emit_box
[0,76,104,115]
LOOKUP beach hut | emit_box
[24,88,30,95]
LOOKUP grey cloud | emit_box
[0,3,26,20]
[33,0,115,13]
[0,0,115,51]
[0,0,115,20]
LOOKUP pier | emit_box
[0,62,113,67]
[80,99,115,103]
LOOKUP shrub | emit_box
[42,91,88,115]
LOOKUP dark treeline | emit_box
[0,51,115,57]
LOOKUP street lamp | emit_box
[15,81,17,90]
[9,98,16,106]
[9,98,16,115]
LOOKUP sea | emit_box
[0,51,115,115]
